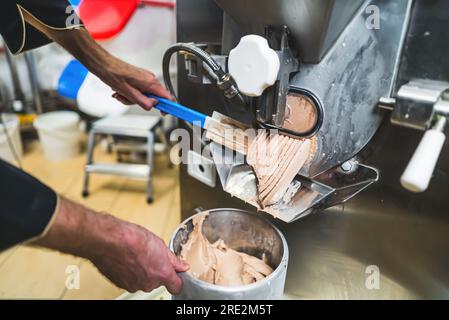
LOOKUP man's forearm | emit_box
[21,7,172,109]
[34,197,122,260]
[34,196,188,293]
[50,27,117,78]
[20,8,117,78]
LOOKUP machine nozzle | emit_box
[217,74,247,106]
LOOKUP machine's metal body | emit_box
[175,0,449,298]
[216,0,365,64]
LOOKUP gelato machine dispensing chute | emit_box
[210,138,378,223]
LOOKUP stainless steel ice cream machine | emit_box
[168,0,449,299]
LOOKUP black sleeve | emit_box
[0,159,58,251]
[0,0,83,54]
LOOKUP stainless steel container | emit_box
[169,208,289,300]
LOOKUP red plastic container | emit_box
[78,0,139,40]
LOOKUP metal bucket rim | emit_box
[169,208,289,292]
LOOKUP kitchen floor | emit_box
[0,139,180,299]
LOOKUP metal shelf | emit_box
[85,163,149,179]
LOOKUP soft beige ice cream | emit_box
[180,212,273,286]
[247,132,313,207]
[283,93,319,134]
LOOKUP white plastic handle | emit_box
[401,129,446,192]
[228,35,280,97]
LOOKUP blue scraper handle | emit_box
[146,94,207,128]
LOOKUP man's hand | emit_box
[101,59,173,110]
[88,214,188,293]
[35,197,188,294]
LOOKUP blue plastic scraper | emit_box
[147,95,250,154]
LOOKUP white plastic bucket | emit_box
[34,111,81,161]
[0,113,23,164]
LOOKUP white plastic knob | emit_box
[401,129,446,192]
[228,35,280,97]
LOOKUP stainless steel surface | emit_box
[273,29,299,127]
[4,48,25,112]
[177,0,449,299]
[435,100,449,118]
[434,117,447,133]
[258,27,300,129]
[181,121,449,299]
[387,0,413,98]
[85,163,150,179]
[392,79,449,130]
[292,0,410,177]
[215,0,364,63]
[210,139,378,223]
[279,121,449,299]
[24,52,43,114]
[170,208,288,300]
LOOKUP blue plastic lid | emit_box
[68,0,82,7]
[57,60,89,100]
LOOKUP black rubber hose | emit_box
[162,43,227,149]
[162,43,226,101]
